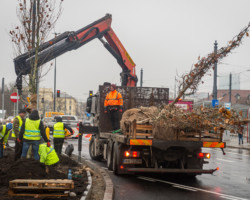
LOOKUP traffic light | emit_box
[89,90,93,97]
[24,105,27,108]
[41,98,44,103]
[57,90,60,97]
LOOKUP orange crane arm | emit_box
[14,14,138,93]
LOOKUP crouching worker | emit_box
[38,139,59,165]
[0,123,13,158]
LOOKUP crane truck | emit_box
[14,14,225,176]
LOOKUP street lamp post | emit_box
[213,40,218,100]
[53,33,60,112]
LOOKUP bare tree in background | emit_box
[9,0,63,110]
[171,23,250,106]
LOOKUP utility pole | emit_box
[54,56,56,112]
[53,32,60,112]
[2,78,4,118]
[17,89,19,114]
[64,93,66,114]
[229,72,232,103]
[212,40,218,100]
[140,68,143,87]
[174,76,176,99]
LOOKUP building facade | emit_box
[38,88,78,116]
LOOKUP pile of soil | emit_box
[0,148,88,200]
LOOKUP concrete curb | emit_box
[70,154,114,200]
[78,157,114,200]
[81,170,92,200]
[61,153,93,200]
[226,145,250,151]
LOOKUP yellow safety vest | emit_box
[0,125,10,144]
[38,143,59,165]
[53,122,65,138]
[23,118,41,140]
[0,125,6,140]
[12,115,23,138]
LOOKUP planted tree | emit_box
[10,0,63,111]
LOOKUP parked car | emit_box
[82,118,94,126]
[61,115,79,138]
[6,116,15,123]
[62,115,78,128]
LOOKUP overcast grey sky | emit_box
[1,0,250,101]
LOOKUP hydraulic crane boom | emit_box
[14,14,138,93]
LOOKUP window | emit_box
[62,116,76,121]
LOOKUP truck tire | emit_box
[107,141,113,170]
[113,142,125,175]
[89,135,102,161]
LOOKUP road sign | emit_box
[212,99,219,108]
[10,92,20,103]
[224,102,231,110]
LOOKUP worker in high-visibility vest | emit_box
[38,140,59,165]
[0,123,12,158]
[18,110,49,160]
[12,108,26,161]
[104,84,123,130]
[53,116,73,155]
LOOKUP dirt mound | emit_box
[0,158,66,187]
[58,155,79,167]
[0,149,87,200]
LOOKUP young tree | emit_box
[10,0,63,111]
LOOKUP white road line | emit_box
[220,195,242,200]
[216,158,234,163]
[138,177,156,182]
[173,185,197,192]
[138,176,248,200]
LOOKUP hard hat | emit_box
[6,123,13,130]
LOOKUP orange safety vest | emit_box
[104,90,123,109]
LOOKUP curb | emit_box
[62,153,93,200]
[226,145,250,151]
[70,154,114,200]
[81,170,92,200]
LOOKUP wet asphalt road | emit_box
[67,138,250,200]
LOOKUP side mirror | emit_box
[86,107,91,113]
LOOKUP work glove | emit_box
[47,142,51,147]
[119,109,123,113]
[17,138,21,143]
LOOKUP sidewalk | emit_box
[224,135,250,150]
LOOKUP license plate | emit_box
[123,159,142,165]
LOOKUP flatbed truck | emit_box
[85,85,225,176]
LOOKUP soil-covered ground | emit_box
[0,148,88,200]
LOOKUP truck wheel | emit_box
[89,136,102,161]
[113,142,124,175]
[107,142,113,170]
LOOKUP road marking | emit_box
[137,176,248,200]
[173,184,197,192]
[138,177,156,182]
[220,195,243,200]
[216,158,234,163]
